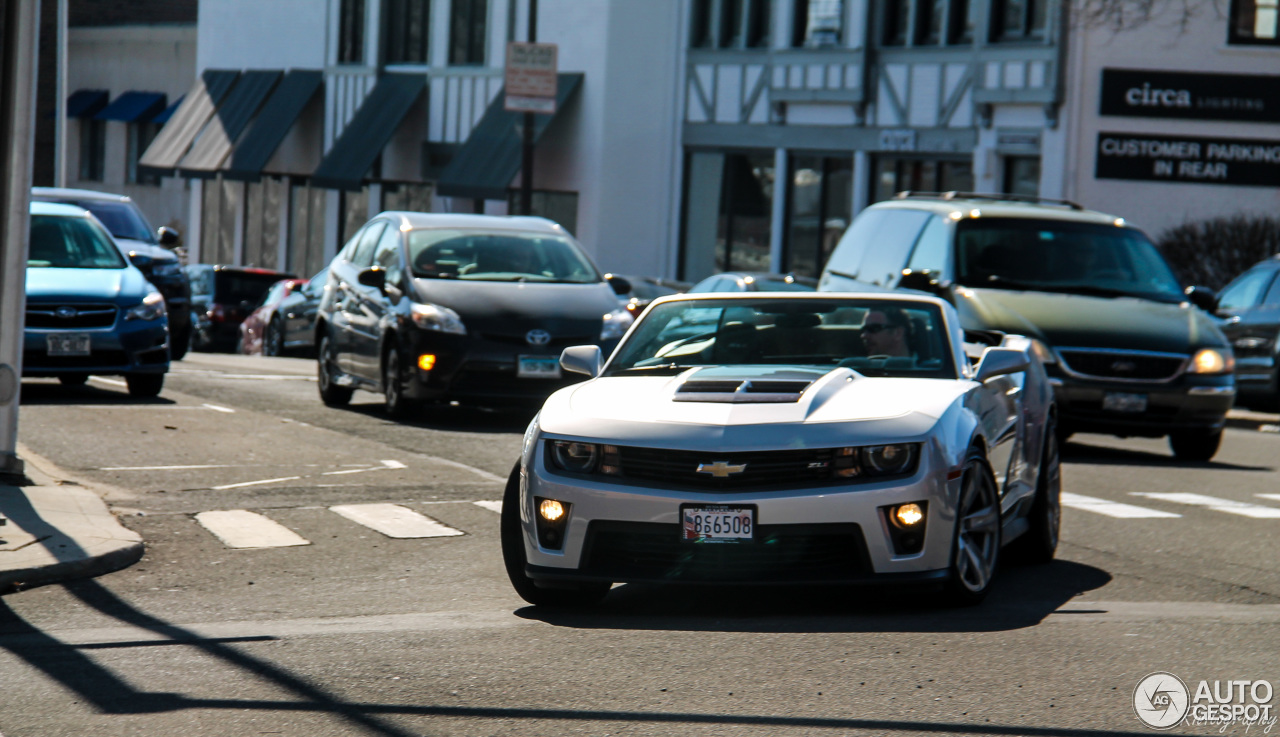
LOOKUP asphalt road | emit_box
[2,352,1279,737]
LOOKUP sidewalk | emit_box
[0,448,143,594]
[1226,407,1280,433]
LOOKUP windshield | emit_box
[28,214,127,269]
[954,219,1184,302]
[407,229,601,283]
[74,200,156,243]
[607,298,957,379]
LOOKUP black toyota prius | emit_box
[314,212,632,416]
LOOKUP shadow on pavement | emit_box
[18,380,176,407]
[340,400,537,434]
[1061,439,1272,472]
[517,560,1111,634]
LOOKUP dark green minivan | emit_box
[818,193,1235,462]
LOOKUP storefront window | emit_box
[289,183,328,279]
[786,155,852,278]
[201,176,242,265]
[340,187,370,247]
[872,156,974,203]
[1002,156,1040,197]
[793,0,844,47]
[1230,0,1280,44]
[244,177,284,271]
[681,151,774,281]
[383,182,433,213]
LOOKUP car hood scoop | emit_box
[674,378,814,403]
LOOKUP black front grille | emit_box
[23,350,129,369]
[615,446,842,489]
[580,521,870,583]
[479,332,596,349]
[1059,350,1185,381]
[25,304,117,329]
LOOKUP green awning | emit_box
[311,73,426,190]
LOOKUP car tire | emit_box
[382,349,416,418]
[125,373,164,398]
[1168,428,1222,462]
[500,463,611,609]
[317,334,353,407]
[942,451,1002,606]
[264,317,284,357]
[170,328,189,361]
[1010,418,1061,565]
[59,373,89,387]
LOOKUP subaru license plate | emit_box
[681,505,754,543]
[517,355,561,379]
[1102,391,1147,413]
[47,333,90,356]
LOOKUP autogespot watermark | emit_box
[1134,672,1277,732]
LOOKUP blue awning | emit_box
[94,91,167,122]
[66,89,109,118]
[153,96,184,124]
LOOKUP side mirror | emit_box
[560,345,603,377]
[1185,285,1218,313]
[897,269,951,299]
[157,227,180,247]
[357,267,387,291]
[605,273,631,296]
[974,347,1030,382]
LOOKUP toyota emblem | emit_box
[55,306,77,319]
[525,329,552,346]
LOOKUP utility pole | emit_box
[0,0,41,479]
[519,0,537,216]
[54,0,66,186]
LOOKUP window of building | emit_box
[1230,0,1280,44]
[450,0,487,65]
[883,0,910,45]
[383,182,433,212]
[950,0,975,42]
[244,177,284,271]
[340,187,370,247]
[691,0,771,49]
[126,121,161,186]
[1002,156,1040,197]
[785,155,852,278]
[339,0,366,64]
[992,0,1047,40]
[916,0,946,44]
[201,176,242,265]
[680,151,774,280]
[872,156,973,203]
[289,183,328,278]
[793,0,844,47]
[78,118,105,182]
[384,0,430,64]
[884,0,975,46]
[506,190,579,235]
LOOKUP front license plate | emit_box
[1102,391,1148,413]
[47,333,90,356]
[681,505,755,542]
[517,355,561,379]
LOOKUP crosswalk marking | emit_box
[473,501,502,514]
[1061,492,1182,519]
[1132,493,1280,519]
[329,504,464,539]
[212,476,303,490]
[195,510,311,549]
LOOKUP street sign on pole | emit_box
[505,42,558,114]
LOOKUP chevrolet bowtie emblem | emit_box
[696,461,747,478]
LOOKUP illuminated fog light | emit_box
[894,503,925,528]
[539,499,565,522]
[418,354,437,371]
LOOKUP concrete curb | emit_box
[1226,408,1280,434]
[0,450,144,595]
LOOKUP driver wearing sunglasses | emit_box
[861,307,913,358]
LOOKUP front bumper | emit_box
[1049,369,1234,437]
[520,441,958,586]
[402,332,619,405]
[23,320,169,377]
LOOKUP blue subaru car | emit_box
[23,202,169,396]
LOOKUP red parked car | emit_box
[186,264,295,352]
[238,268,327,356]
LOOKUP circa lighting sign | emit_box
[1100,69,1280,123]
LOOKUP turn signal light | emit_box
[418,354,437,371]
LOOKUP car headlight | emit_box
[1028,338,1057,365]
[547,440,620,475]
[410,303,466,335]
[861,444,918,476]
[125,291,166,321]
[600,307,633,340]
[151,261,182,277]
[1188,347,1234,375]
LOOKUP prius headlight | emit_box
[125,290,166,321]
[601,307,633,340]
[410,303,467,335]
[1188,347,1234,375]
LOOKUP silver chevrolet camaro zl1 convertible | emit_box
[502,292,1059,608]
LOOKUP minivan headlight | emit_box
[125,291,166,321]
[1188,348,1234,375]
[410,303,467,335]
[601,307,633,340]
[151,261,182,277]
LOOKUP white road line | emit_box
[212,476,303,490]
[381,459,407,469]
[1261,424,1280,433]
[87,376,127,387]
[473,501,503,514]
[1258,494,1280,503]
[195,510,310,549]
[329,504,464,539]
[320,459,407,477]
[1133,492,1280,519]
[101,464,237,471]
[202,403,236,413]
[422,456,505,483]
[1061,492,1182,519]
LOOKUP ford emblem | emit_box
[55,306,77,319]
[525,329,551,346]
[1111,360,1137,373]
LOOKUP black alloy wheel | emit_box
[943,451,1002,606]
[125,373,164,398]
[264,317,285,357]
[58,373,89,387]
[1011,418,1061,564]
[317,334,353,407]
[382,348,416,418]
[1168,428,1222,463]
[500,463,611,609]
